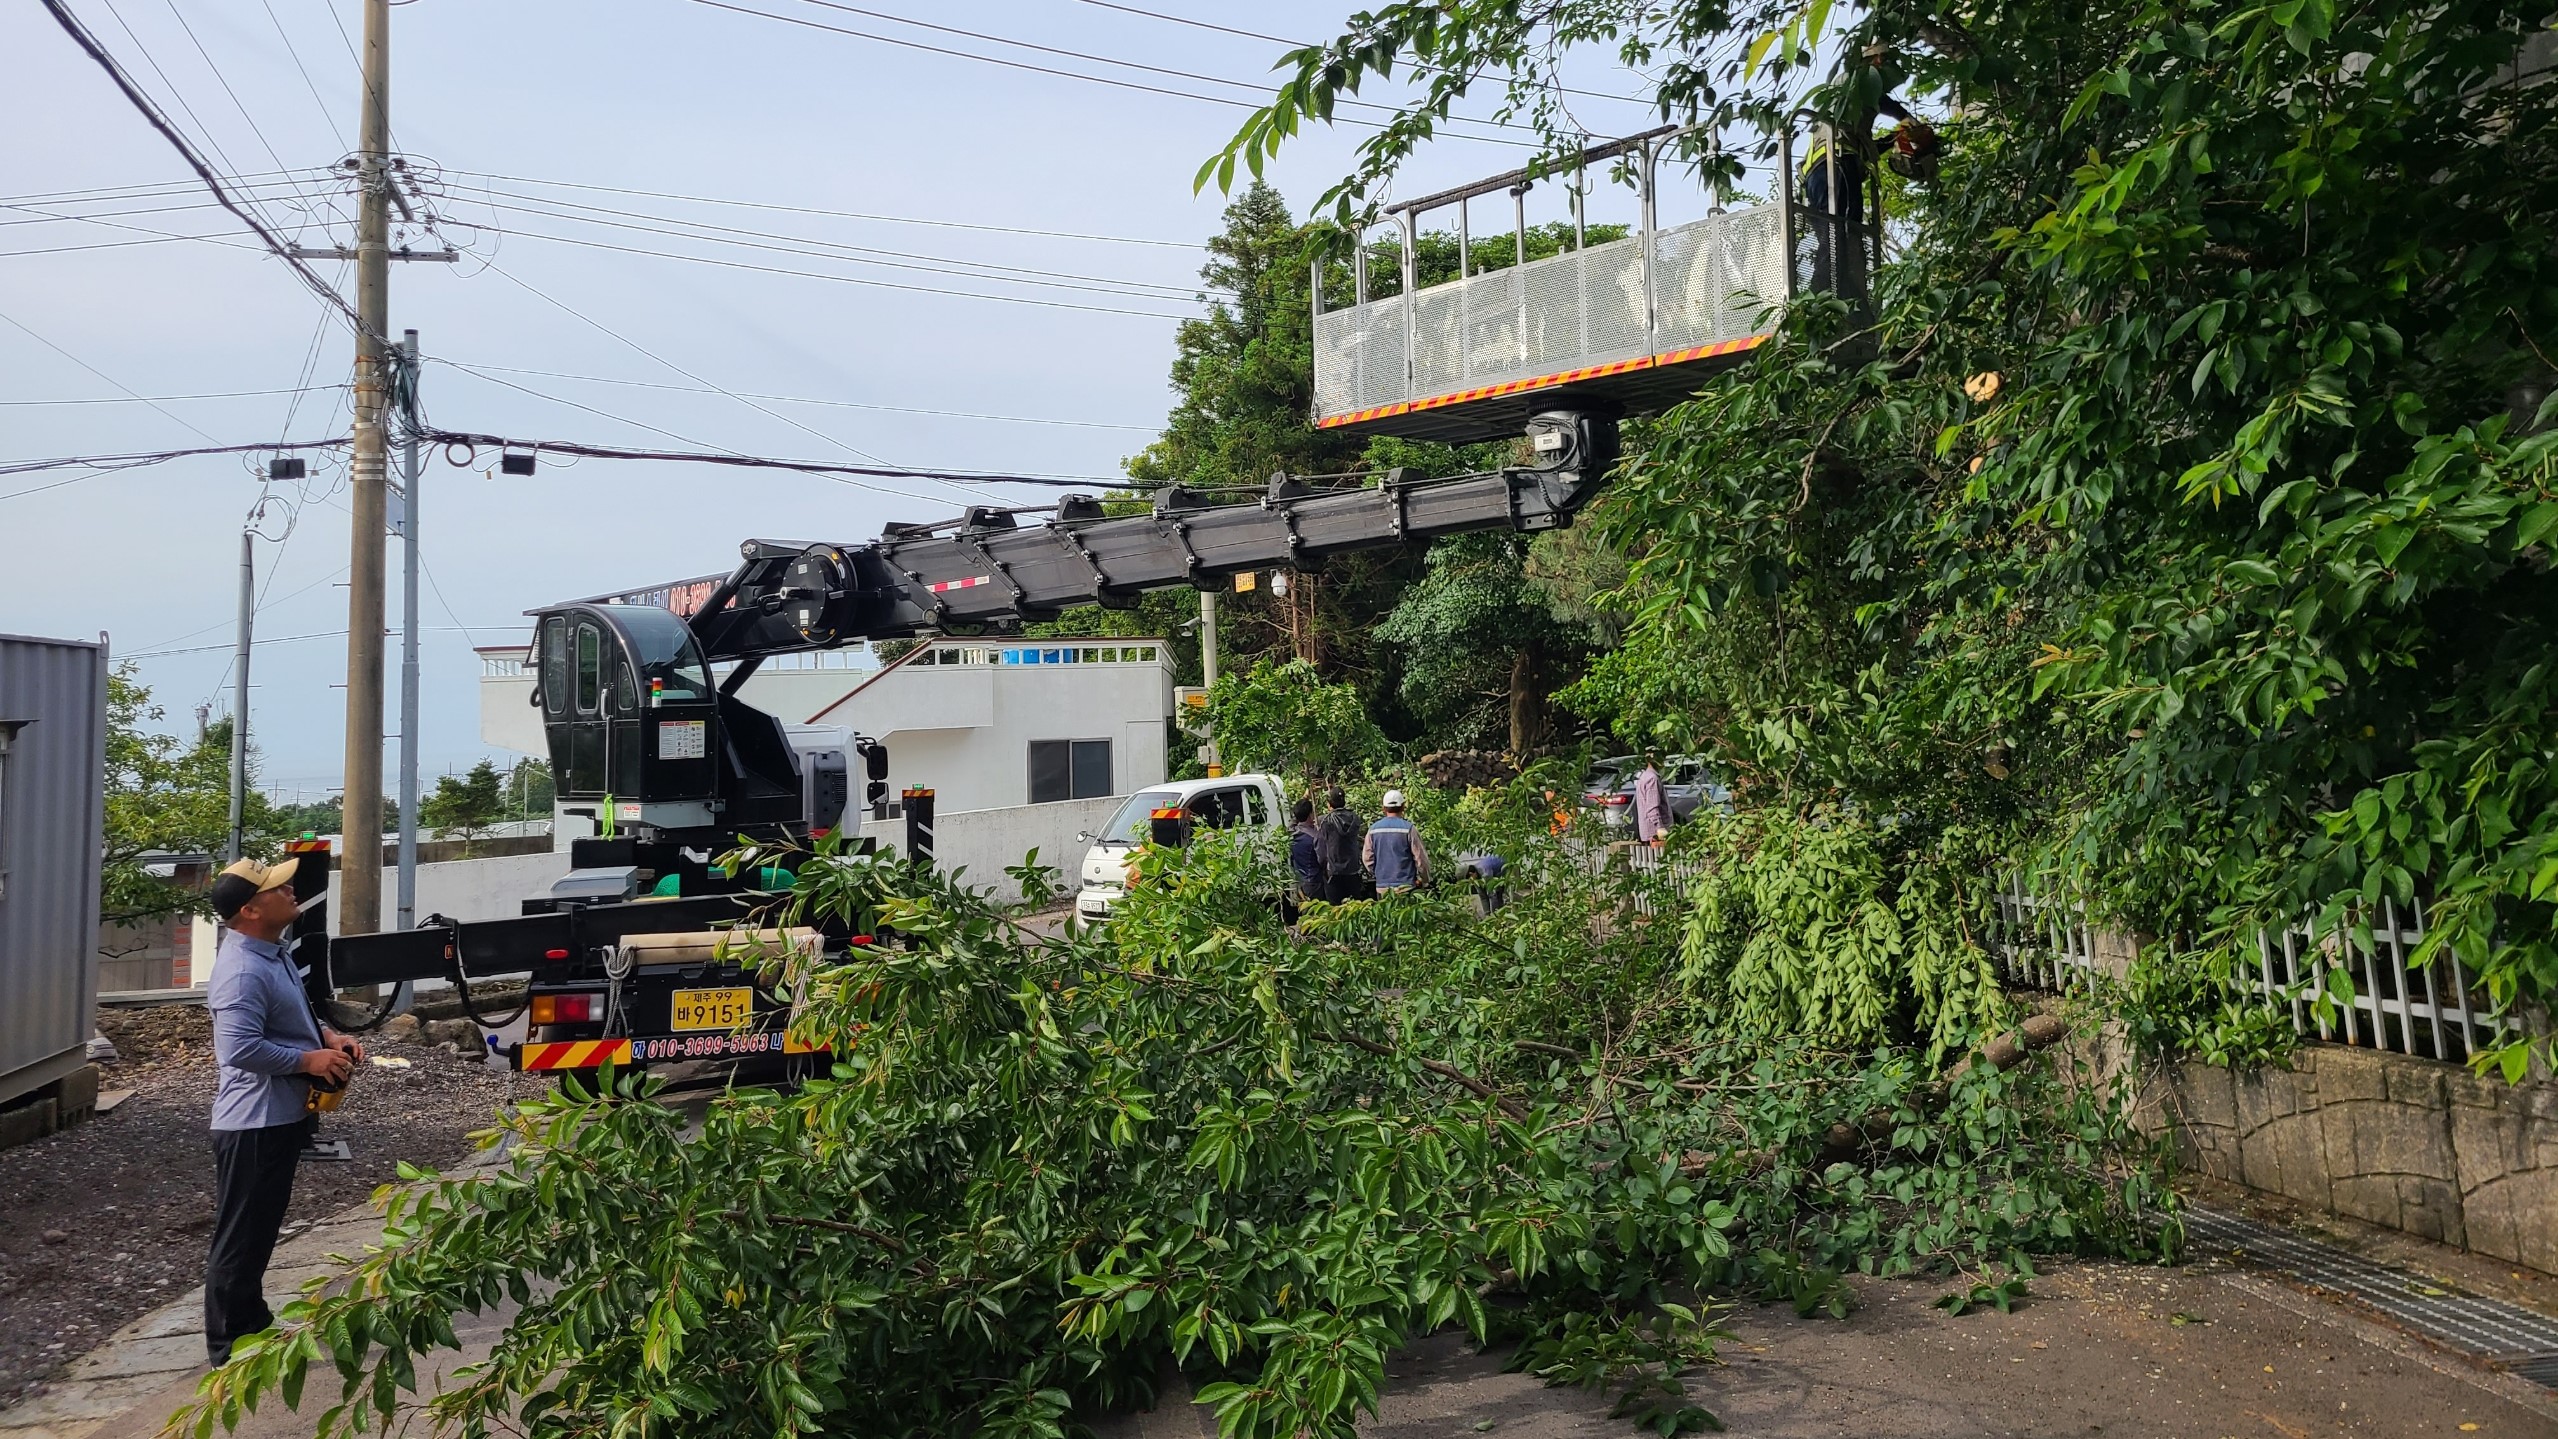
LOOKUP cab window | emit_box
[575,623,601,714]
[539,616,568,716]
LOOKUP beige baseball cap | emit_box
[209,856,299,922]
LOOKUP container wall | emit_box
[0,633,106,1104]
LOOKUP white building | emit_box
[479,633,1174,815]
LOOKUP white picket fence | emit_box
[1993,883,2510,1065]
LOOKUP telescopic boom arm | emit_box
[683,409,1617,662]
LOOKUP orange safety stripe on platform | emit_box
[520,1039,633,1071]
[1315,333,1772,430]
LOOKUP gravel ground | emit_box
[0,1005,530,1405]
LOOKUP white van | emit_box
[1074,773,1290,920]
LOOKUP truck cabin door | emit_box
[566,618,609,797]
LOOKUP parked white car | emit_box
[1074,773,1289,920]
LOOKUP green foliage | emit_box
[1506,1304,1726,1435]
[1376,533,1601,754]
[1677,811,2007,1058]
[1215,0,2558,1071]
[504,758,554,816]
[101,667,279,925]
[1202,658,1389,780]
[174,786,2170,1439]
[420,760,508,841]
[1934,1263,2032,1317]
[2115,946,2301,1072]
[1004,846,1064,911]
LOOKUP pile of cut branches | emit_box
[176,826,2170,1439]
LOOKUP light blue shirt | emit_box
[207,928,323,1131]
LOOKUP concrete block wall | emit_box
[877,796,1124,906]
[2146,1045,2558,1273]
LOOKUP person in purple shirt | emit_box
[201,857,363,1367]
[1632,754,1674,846]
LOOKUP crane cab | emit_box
[529,603,725,835]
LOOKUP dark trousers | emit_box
[206,1116,312,1363]
[1322,872,1371,903]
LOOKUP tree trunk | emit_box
[1508,641,1545,760]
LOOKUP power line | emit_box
[487,224,1196,320]
[774,0,1539,142]
[0,307,222,443]
[0,232,262,260]
[680,0,1541,148]
[90,0,295,234]
[470,258,958,492]
[431,362,1097,500]
[467,189,1207,302]
[0,437,350,495]
[32,0,365,332]
[416,428,1123,489]
[456,170,1202,249]
[0,384,345,407]
[125,625,487,662]
[431,359,1156,432]
[0,183,323,227]
[256,0,351,152]
[153,0,342,224]
[1066,0,1652,105]
[0,167,329,207]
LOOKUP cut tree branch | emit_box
[1331,1032,1526,1119]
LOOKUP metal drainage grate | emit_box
[2185,1206,2558,1389]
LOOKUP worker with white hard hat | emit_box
[1364,789,1432,893]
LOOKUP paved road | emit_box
[21,1236,2550,1439]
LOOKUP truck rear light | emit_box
[531,993,602,1024]
[849,934,874,947]
[1598,794,1630,806]
[543,948,570,961]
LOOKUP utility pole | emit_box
[338,0,392,936]
[225,529,253,863]
[395,329,421,930]
[1198,588,1220,776]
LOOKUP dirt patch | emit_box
[0,1005,530,1405]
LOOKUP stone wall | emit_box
[2146,1045,2558,1273]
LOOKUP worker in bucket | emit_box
[1364,789,1432,894]
[202,856,364,1367]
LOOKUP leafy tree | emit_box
[1220,0,2558,1074]
[1376,532,1601,755]
[100,668,279,925]
[420,759,508,840]
[1202,657,1389,780]
[503,757,554,818]
[268,791,400,842]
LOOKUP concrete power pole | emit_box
[225,529,253,863]
[1198,588,1220,776]
[339,0,393,936]
[395,329,421,931]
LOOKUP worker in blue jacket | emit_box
[1288,797,1323,902]
[1363,790,1432,894]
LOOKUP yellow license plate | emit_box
[668,987,755,1032]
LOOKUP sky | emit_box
[0,0,1685,801]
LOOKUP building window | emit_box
[1028,739,1113,804]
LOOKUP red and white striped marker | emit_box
[928,575,993,594]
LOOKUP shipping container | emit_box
[0,632,107,1108]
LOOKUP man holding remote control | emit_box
[201,856,364,1368]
